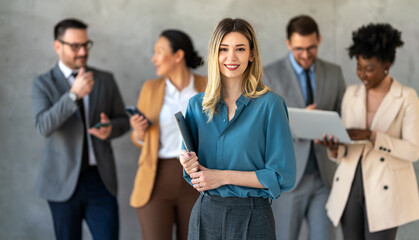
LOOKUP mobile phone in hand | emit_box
[92,122,111,129]
[125,106,152,125]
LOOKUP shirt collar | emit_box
[288,52,316,75]
[219,94,251,106]
[165,71,195,94]
[237,94,250,106]
[58,61,75,79]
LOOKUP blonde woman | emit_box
[179,18,296,239]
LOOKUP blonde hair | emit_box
[203,18,269,121]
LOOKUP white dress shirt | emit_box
[158,74,197,158]
[59,61,97,166]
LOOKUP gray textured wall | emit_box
[1,0,418,239]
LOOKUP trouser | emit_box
[341,159,397,240]
[272,171,335,240]
[188,194,275,240]
[136,158,199,240]
[48,167,119,240]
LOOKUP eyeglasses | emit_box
[291,45,317,54]
[58,39,94,52]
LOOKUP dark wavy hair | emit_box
[160,30,203,69]
[348,23,404,64]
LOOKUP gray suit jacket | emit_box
[31,63,130,201]
[263,56,346,189]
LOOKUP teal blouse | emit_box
[183,91,296,199]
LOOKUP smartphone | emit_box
[92,122,111,129]
[125,106,152,125]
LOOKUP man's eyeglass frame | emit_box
[58,39,94,52]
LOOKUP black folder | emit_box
[174,111,196,152]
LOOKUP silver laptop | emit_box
[287,107,364,144]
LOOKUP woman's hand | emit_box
[315,134,340,158]
[130,114,149,141]
[179,150,199,175]
[347,128,371,140]
[190,165,224,192]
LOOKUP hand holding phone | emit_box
[125,106,152,125]
[92,122,111,129]
[88,113,112,140]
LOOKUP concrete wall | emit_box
[1,0,418,239]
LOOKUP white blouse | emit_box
[158,74,197,158]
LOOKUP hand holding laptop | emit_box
[314,128,374,158]
[314,134,341,158]
[347,129,374,141]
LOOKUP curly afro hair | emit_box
[348,23,404,65]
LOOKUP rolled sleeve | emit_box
[259,99,296,199]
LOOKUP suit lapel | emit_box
[147,74,203,125]
[52,63,71,95]
[284,57,306,107]
[151,79,166,123]
[345,85,367,129]
[371,79,403,132]
[314,60,327,106]
[52,63,83,121]
[87,67,99,125]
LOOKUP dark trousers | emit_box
[341,160,397,240]
[136,158,199,240]
[188,194,275,240]
[48,167,119,240]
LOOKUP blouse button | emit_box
[380,157,385,162]
[336,177,339,182]
[384,185,389,190]
[387,149,391,153]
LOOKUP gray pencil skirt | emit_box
[187,194,275,240]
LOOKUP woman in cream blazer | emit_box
[129,30,206,240]
[318,23,419,240]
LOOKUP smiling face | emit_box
[151,36,181,77]
[356,56,390,89]
[54,28,89,70]
[218,32,254,83]
[286,32,320,70]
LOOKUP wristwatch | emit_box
[68,91,78,102]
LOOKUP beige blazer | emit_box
[326,79,419,232]
[129,74,207,208]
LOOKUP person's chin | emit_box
[75,60,87,68]
[156,70,165,77]
[299,59,314,69]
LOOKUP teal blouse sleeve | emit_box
[254,98,296,198]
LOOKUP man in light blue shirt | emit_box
[263,15,346,240]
